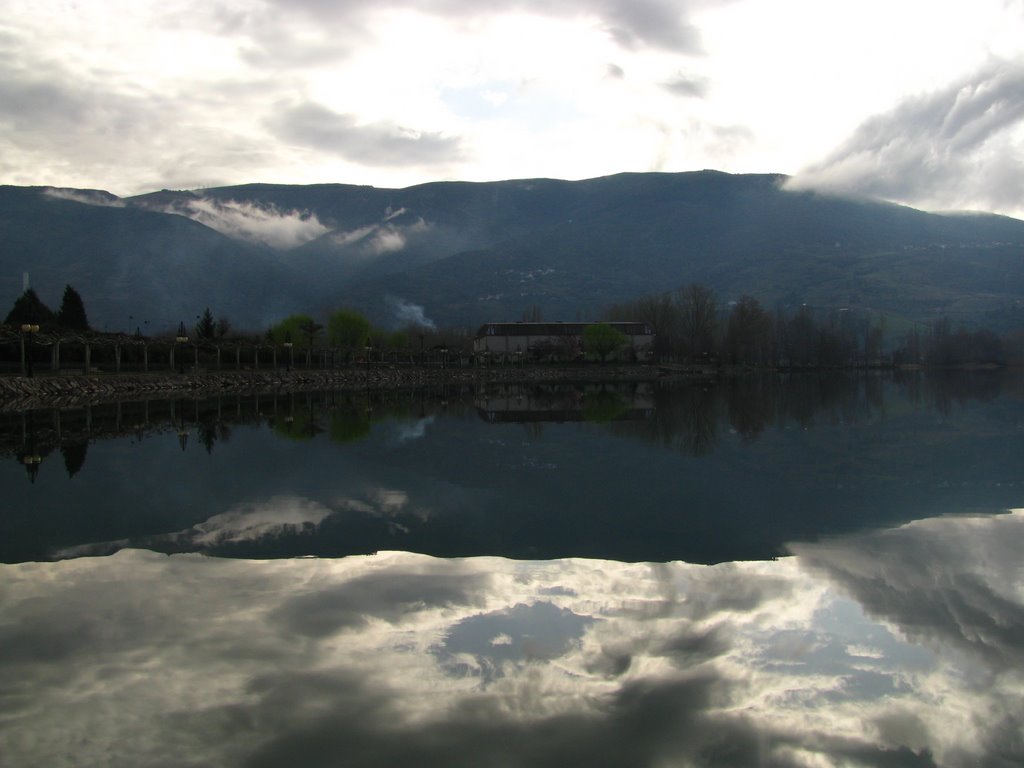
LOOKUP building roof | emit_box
[475,321,652,338]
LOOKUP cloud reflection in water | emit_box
[1,512,1021,766]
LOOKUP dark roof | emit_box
[475,322,652,338]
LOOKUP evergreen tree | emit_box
[61,442,88,478]
[195,307,216,340]
[56,284,90,330]
[4,288,56,326]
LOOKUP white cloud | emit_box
[332,211,432,257]
[189,496,336,545]
[786,58,1024,217]
[42,188,124,207]
[166,197,330,249]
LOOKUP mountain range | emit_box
[2,171,1023,335]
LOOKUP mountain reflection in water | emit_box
[1,371,1020,564]
[1,511,1021,767]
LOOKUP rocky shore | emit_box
[0,364,660,412]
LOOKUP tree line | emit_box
[605,283,1015,367]
[2,288,464,358]
[4,283,1018,369]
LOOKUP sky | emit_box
[2,0,1024,218]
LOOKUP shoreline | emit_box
[0,362,1009,412]
[0,365,662,412]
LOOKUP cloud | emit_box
[270,566,490,636]
[332,209,433,257]
[52,496,337,557]
[786,59,1024,216]
[268,102,465,167]
[0,73,92,134]
[257,0,706,53]
[0,30,278,193]
[790,511,1024,673]
[662,73,709,99]
[162,196,330,249]
[2,539,1019,767]
[188,497,336,546]
[42,188,124,207]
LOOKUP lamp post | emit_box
[175,322,188,374]
[20,323,39,378]
[177,399,189,451]
[20,409,41,482]
[283,331,293,372]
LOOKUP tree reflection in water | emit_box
[2,370,1020,565]
[0,371,1013,472]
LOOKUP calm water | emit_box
[1,371,1022,766]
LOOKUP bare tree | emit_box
[677,283,717,360]
[724,295,772,365]
[606,292,677,361]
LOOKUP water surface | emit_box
[1,371,1022,766]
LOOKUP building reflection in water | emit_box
[476,381,654,423]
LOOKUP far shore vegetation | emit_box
[2,282,1021,377]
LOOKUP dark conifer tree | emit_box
[4,288,56,326]
[61,442,88,478]
[56,284,90,330]
[195,307,216,340]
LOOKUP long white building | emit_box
[473,321,654,361]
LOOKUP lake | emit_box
[1,371,1022,766]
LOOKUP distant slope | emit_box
[0,186,294,332]
[2,172,1023,333]
[321,172,1024,329]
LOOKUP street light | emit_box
[175,322,189,374]
[20,409,41,482]
[21,453,42,482]
[20,323,39,378]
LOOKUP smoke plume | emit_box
[386,296,436,329]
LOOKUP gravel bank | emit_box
[0,365,659,412]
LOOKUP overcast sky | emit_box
[2,0,1023,217]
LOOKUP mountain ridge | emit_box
[2,171,1022,334]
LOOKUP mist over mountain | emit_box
[3,171,1023,334]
